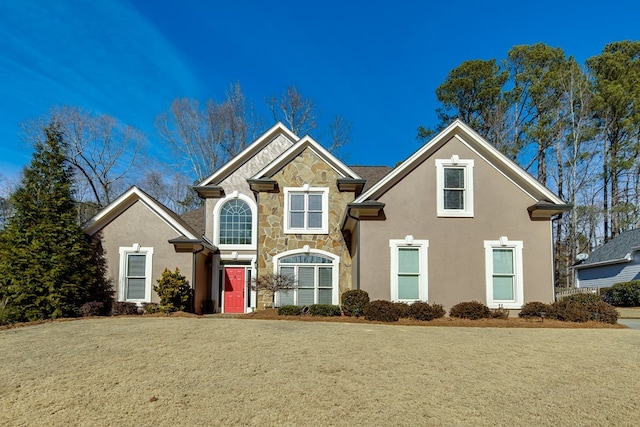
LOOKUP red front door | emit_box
[224,268,245,313]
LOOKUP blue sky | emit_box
[1,0,639,183]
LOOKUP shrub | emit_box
[563,292,602,304]
[341,289,370,317]
[111,301,139,316]
[309,304,342,316]
[80,301,105,317]
[519,302,551,318]
[142,302,162,314]
[393,302,411,318]
[601,281,640,307]
[548,299,618,324]
[364,300,400,322]
[277,305,301,316]
[449,301,491,320]
[154,268,192,312]
[491,307,510,319]
[408,301,446,321]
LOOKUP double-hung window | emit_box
[390,237,429,302]
[484,238,523,308]
[436,157,474,217]
[284,186,329,234]
[119,245,153,303]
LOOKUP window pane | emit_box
[127,278,146,299]
[318,267,332,287]
[318,288,333,304]
[307,212,322,228]
[298,288,315,306]
[290,194,304,211]
[279,289,295,306]
[280,266,295,279]
[444,189,464,210]
[398,275,419,300]
[219,199,252,244]
[398,248,419,274]
[280,255,332,264]
[493,276,514,300]
[290,212,304,228]
[308,194,323,211]
[127,254,146,276]
[493,249,514,274]
[444,168,464,188]
[298,267,314,288]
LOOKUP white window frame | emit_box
[484,237,524,309]
[389,236,429,302]
[118,245,154,303]
[436,156,474,217]
[283,186,329,234]
[213,191,257,250]
[273,248,340,305]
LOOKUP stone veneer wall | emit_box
[256,148,355,308]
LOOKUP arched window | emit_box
[274,250,339,306]
[219,199,252,245]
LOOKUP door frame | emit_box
[215,255,256,314]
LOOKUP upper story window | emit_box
[284,186,329,234]
[220,199,252,245]
[436,156,474,217]
[213,192,257,249]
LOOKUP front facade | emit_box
[87,120,569,314]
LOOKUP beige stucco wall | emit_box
[96,200,193,304]
[256,148,355,308]
[359,135,554,310]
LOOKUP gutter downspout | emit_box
[347,208,361,291]
[192,243,205,313]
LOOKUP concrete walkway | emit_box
[618,319,640,329]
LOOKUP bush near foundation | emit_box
[449,301,492,320]
[111,301,139,316]
[341,290,370,317]
[408,301,446,321]
[80,301,105,317]
[364,300,400,322]
[142,302,162,314]
[393,302,411,318]
[154,268,192,312]
[519,302,551,318]
[548,299,618,324]
[308,304,342,316]
[277,305,301,316]
[601,281,640,307]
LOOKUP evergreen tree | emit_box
[0,124,111,321]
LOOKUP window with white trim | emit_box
[284,186,329,234]
[119,245,153,303]
[213,192,257,249]
[484,237,523,309]
[275,251,339,306]
[390,237,429,302]
[436,156,474,217]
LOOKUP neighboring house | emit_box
[86,120,570,314]
[344,120,571,310]
[574,228,640,289]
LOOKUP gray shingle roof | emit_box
[349,165,393,193]
[582,228,640,265]
[180,206,205,238]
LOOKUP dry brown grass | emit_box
[1,317,639,426]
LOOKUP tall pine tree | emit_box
[0,124,111,321]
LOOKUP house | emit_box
[344,120,571,310]
[85,120,570,314]
[83,186,214,311]
[574,228,640,289]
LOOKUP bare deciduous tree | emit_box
[21,106,146,208]
[251,273,297,308]
[268,85,317,136]
[156,82,257,182]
